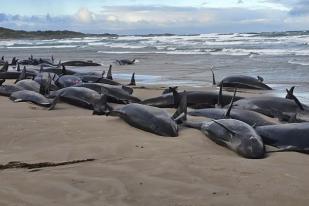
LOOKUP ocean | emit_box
[1,31,309,103]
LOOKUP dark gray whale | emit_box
[185,119,265,158]
[256,123,309,153]
[94,92,188,137]
[211,69,272,90]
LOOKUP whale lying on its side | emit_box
[256,123,309,153]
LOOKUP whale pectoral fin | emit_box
[212,120,236,136]
[265,145,300,153]
[14,99,23,102]
[172,91,187,124]
[48,95,60,110]
[225,87,237,117]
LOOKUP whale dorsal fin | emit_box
[61,64,67,75]
[15,67,26,83]
[225,87,237,118]
[216,83,223,108]
[170,87,181,107]
[107,65,113,80]
[39,65,43,73]
[128,72,136,86]
[17,63,20,72]
[0,61,8,72]
[211,67,216,85]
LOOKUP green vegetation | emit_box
[0,27,118,39]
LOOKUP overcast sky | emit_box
[0,0,308,34]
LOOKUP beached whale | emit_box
[75,83,141,103]
[93,92,187,137]
[0,57,18,66]
[142,87,243,109]
[188,87,276,126]
[189,108,275,127]
[41,65,76,75]
[55,75,82,88]
[0,70,36,80]
[0,84,24,96]
[116,59,136,65]
[49,87,107,110]
[19,56,55,66]
[10,90,56,107]
[15,79,40,93]
[211,69,272,90]
[256,123,309,153]
[185,119,265,158]
[62,60,101,66]
[232,95,309,121]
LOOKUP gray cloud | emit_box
[0,5,308,34]
[267,0,309,15]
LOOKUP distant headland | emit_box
[0,27,118,39]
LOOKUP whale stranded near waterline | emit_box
[211,69,272,90]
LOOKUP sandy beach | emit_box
[0,85,309,206]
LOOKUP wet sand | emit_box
[0,86,309,206]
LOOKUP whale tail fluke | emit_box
[285,86,295,100]
[92,90,114,115]
[285,87,304,111]
[162,86,178,95]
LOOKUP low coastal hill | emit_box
[0,27,117,39]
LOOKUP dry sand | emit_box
[0,86,309,206]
